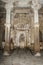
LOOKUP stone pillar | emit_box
[4,3,13,56]
[32,0,41,56]
[34,10,41,56]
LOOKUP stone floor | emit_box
[0,48,43,65]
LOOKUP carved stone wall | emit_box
[10,8,33,48]
[0,3,43,49]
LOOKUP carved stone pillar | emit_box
[34,10,40,52]
[4,3,13,55]
[32,0,41,56]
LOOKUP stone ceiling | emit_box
[1,0,31,3]
[0,0,42,8]
[1,0,43,4]
[1,0,32,7]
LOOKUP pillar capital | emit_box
[5,3,13,11]
[32,0,41,10]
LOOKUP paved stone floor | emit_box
[0,48,43,65]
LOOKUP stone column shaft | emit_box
[34,10,39,23]
[31,16,34,44]
[6,9,11,24]
[34,9,40,54]
[5,24,11,43]
[5,5,11,43]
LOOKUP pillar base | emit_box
[3,51,10,56]
[34,52,41,56]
